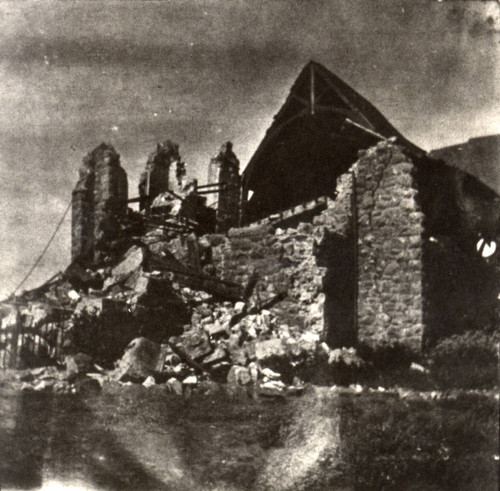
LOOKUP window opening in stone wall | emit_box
[476,238,497,258]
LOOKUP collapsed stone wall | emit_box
[355,142,424,350]
[68,137,499,366]
[200,191,358,349]
[206,223,324,333]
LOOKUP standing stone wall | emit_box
[355,141,424,350]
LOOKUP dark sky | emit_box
[0,0,499,298]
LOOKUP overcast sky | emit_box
[0,0,499,298]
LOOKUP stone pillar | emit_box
[209,142,241,232]
[71,143,128,264]
[355,141,424,351]
[138,140,183,211]
[92,144,128,260]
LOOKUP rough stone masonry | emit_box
[355,141,424,350]
[138,140,186,212]
[208,142,241,232]
[71,143,128,264]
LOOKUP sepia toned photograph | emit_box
[0,0,498,489]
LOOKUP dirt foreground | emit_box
[0,379,498,490]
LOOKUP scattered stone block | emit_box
[257,380,286,397]
[203,346,227,365]
[142,375,156,387]
[114,337,163,383]
[234,301,246,313]
[261,367,281,380]
[177,330,213,361]
[111,246,146,283]
[204,321,227,337]
[166,377,183,395]
[228,347,248,366]
[68,290,81,302]
[182,374,198,385]
[255,339,286,361]
[65,353,94,380]
[227,365,252,386]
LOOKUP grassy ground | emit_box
[0,381,497,490]
[340,391,499,490]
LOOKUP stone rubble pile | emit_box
[5,196,355,396]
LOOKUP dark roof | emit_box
[242,60,424,190]
[429,135,500,196]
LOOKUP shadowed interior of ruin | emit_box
[241,115,369,224]
[413,156,500,346]
[314,230,356,348]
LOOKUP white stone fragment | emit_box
[142,375,156,388]
[260,380,286,390]
[301,332,320,343]
[166,378,183,395]
[68,290,81,301]
[234,301,246,313]
[410,362,429,374]
[182,375,198,385]
[261,368,281,380]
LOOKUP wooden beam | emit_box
[290,94,310,109]
[314,68,375,131]
[343,118,386,141]
[197,182,226,189]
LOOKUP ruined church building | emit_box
[72,61,500,352]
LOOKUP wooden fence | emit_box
[0,311,68,369]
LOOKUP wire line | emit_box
[9,200,72,298]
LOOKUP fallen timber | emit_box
[147,254,245,302]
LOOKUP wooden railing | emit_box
[0,311,68,369]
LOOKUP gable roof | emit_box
[242,60,424,191]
